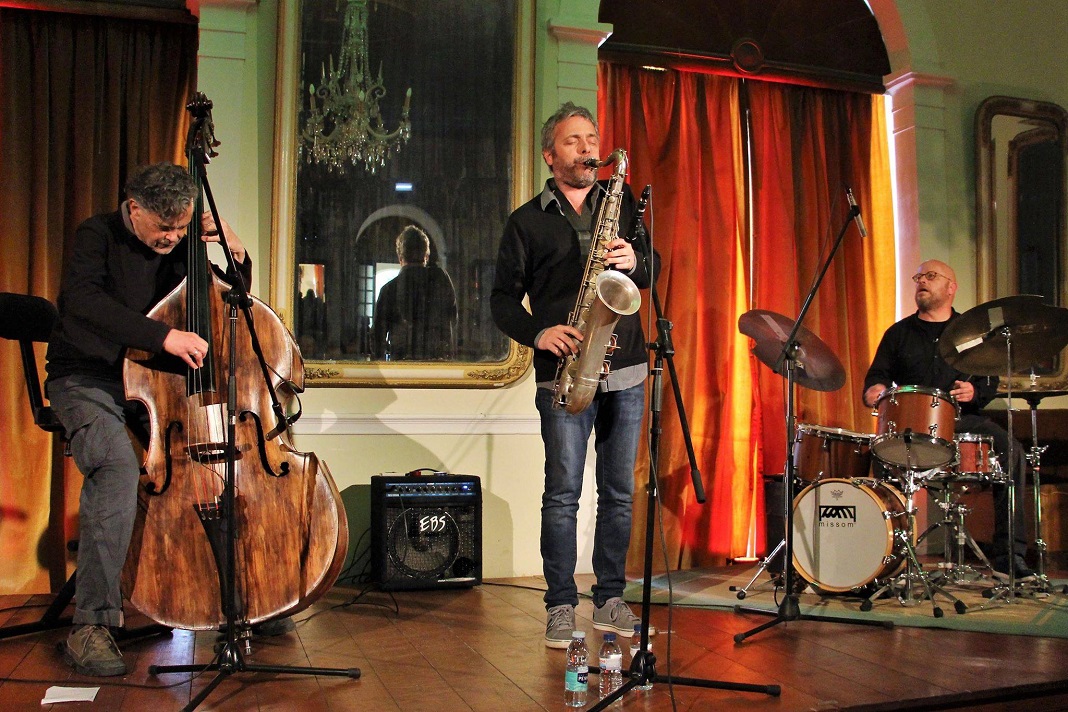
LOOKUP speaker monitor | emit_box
[371,474,482,591]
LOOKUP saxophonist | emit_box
[491,102,657,648]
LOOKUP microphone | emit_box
[846,187,868,238]
[626,184,651,243]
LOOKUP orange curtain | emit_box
[598,63,756,568]
[598,63,896,568]
[748,83,897,486]
[0,8,197,594]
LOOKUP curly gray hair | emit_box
[125,163,198,221]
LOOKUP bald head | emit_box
[914,259,957,318]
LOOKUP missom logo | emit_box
[818,504,856,527]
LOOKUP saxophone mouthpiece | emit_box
[581,158,601,168]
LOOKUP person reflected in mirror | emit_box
[44,162,253,676]
[491,102,659,649]
[863,259,1031,582]
[372,225,458,360]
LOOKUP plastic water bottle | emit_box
[629,623,653,690]
[564,631,589,707]
[598,632,624,702]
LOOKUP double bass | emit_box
[121,96,347,630]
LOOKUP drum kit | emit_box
[738,295,1068,615]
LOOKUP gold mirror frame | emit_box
[975,95,1068,390]
[270,0,533,387]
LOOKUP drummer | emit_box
[862,259,1032,582]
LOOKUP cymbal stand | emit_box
[862,468,966,616]
[917,482,996,586]
[1018,391,1068,596]
[978,327,1020,608]
[730,539,785,600]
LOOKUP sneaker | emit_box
[65,625,127,677]
[544,604,575,649]
[992,554,1037,583]
[593,597,656,636]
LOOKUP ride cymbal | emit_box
[738,309,846,392]
[938,295,1068,376]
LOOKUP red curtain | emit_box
[598,63,896,568]
[0,8,197,594]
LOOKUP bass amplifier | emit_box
[370,473,482,591]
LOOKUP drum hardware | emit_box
[940,295,1068,606]
[859,468,967,617]
[915,482,997,587]
[1004,387,1068,596]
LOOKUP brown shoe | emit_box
[65,625,127,677]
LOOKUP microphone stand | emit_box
[588,187,780,709]
[147,96,359,712]
[734,195,891,642]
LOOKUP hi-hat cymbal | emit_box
[738,309,846,392]
[938,295,1068,376]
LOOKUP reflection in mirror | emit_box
[976,95,1068,385]
[272,0,532,386]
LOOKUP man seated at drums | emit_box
[861,259,1032,582]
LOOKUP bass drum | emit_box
[792,478,906,592]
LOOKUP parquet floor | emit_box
[2,572,1068,711]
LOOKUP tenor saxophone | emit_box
[551,148,642,414]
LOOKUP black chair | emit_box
[0,293,167,641]
[0,292,76,639]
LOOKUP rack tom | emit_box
[871,386,958,469]
[793,424,872,482]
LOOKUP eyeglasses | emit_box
[912,271,949,283]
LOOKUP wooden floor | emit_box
[3,572,1068,711]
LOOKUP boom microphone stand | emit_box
[589,186,780,710]
[147,96,359,712]
[734,189,891,642]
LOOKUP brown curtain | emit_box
[0,7,197,594]
[598,62,896,567]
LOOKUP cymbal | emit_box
[938,295,1068,376]
[995,389,1068,400]
[738,309,846,392]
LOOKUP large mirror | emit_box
[975,95,1068,389]
[272,0,533,386]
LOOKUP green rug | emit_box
[623,566,1068,638]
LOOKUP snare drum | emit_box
[871,386,958,469]
[927,433,1008,484]
[793,424,872,482]
[792,478,907,592]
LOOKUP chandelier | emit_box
[301,0,412,173]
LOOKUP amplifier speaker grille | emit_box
[371,474,482,591]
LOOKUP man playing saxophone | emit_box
[491,102,657,648]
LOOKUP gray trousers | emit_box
[46,374,144,627]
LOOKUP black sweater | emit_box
[491,180,657,383]
[46,209,253,382]
[863,310,998,417]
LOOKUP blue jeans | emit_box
[46,375,145,627]
[535,383,646,609]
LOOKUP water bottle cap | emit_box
[603,632,616,641]
[633,624,641,633]
[572,630,585,639]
